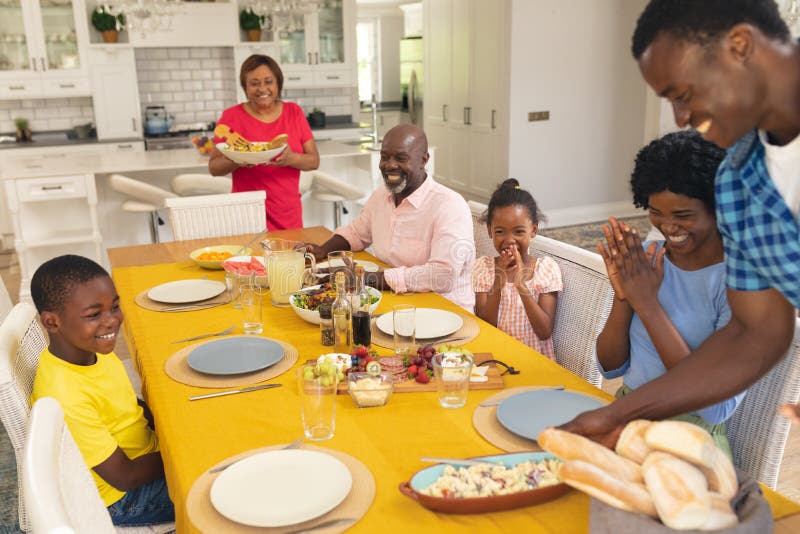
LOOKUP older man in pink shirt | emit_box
[308,124,475,311]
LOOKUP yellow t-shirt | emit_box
[31,348,159,506]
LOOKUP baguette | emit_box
[538,427,643,484]
[645,421,716,468]
[700,492,739,531]
[616,419,653,464]
[642,452,711,530]
[697,446,738,500]
[561,460,658,517]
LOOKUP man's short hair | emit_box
[31,255,109,313]
[632,0,790,58]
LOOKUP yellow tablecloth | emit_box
[111,257,800,533]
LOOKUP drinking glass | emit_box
[225,270,242,309]
[431,352,474,408]
[297,365,338,441]
[327,250,355,290]
[262,239,316,307]
[392,304,416,358]
[240,278,263,335]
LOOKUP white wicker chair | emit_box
[467,200,495,258]
[725,318,800,489]
[0,302,47,532]
[23,397,175,534]
[165,190,266,241]
[529,235,613,387]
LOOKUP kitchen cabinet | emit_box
[423,0,509,199]
[88,46,142,140]
[261,0,356,88]
[4,172,103,301]
[0,0,91,99]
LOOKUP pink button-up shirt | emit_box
[336,177,475,311]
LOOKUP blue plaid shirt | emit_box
[715,131,800,308]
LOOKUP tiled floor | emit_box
[0,218,797,530]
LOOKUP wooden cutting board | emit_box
[310,353,505,394]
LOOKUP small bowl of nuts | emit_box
[348,372,393,408]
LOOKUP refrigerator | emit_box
[400,37,423,127]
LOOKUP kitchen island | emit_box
[0,140,401,301]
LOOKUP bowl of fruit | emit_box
[190,245,251,269]
[190,132,215,155]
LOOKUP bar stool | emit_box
[108,174,177,243]
[170,173,232,196]
[306,171,365,228]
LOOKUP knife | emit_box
[161,303,222,312]
[419,456,498,467]
[189,383,282,401]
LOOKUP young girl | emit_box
[473,179,562,359]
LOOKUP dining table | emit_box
[108,226,800,533]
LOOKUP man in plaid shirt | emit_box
[563,0,800,445]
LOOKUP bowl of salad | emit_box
[290,283,382,325]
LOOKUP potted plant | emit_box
[240,7,266,42]
[307,107,326,128]
[91,5,125,43]
[14,117,31,142]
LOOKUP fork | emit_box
[214,124,251,150]
[171,325,235,344]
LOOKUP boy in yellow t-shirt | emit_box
[30,255,174,526]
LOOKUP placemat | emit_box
[472,386,610,452]
[164,336,298,388]
[370,312,480,350]
[134,289,230,312]
[186,443,376,533]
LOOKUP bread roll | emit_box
[645,421,716,468]
[538,427,643,483]
[698,446,738,500]
[561,460,658,518]
[700,492,739,531]
[616,419,653,464]
[642,452,712,530]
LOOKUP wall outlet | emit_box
[528,111,550,121]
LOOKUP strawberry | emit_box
[351,345,369,358]
[415,369,430,384]
[407,365,418,378]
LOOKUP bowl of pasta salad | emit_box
[399,452,568,514]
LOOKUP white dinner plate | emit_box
[315,259,380,273]
[210,449,353,527]
[146,279,226,304]
[375,308,464,339]
[187,337,284,375]
[496,390,607,441]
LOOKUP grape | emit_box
[319,375,332,387]
[413,357,424,366]
[303,367,315,381]
[337,370,345,382]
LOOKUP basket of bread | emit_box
[538,422,772,533]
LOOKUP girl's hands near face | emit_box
[510,245,534,288]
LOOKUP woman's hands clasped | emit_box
[598,217,665,310]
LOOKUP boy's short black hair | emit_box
[632,0,790,58]
[631,130,725,213]
[31,255,109,313]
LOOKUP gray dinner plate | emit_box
[496,389,605,441]
[187,337,284,376]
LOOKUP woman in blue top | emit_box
[596,130,744,457]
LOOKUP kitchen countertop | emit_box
[0,134,142,151]
[360,101,404,113]
[0,140,377,181]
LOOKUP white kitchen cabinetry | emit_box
[423,0,509,199]
[261,0,356,88]
[359,110,406,138]
[4,173,103,301]
[0,0,91,100]
[88,46,142,140]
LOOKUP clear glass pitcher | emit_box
[261,239,316,307]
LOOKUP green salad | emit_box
[293,285,379,311]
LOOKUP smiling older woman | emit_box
[209,54,320,230]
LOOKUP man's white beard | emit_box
[385,178,407,195]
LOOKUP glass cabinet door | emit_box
[39,0,80,71]
[278,13,308,66]
[0,1,31,72]
[317,0,344,65]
